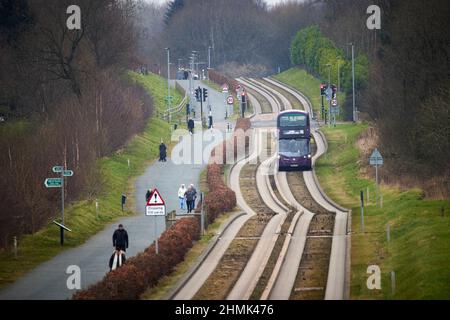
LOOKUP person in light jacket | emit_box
[178,184,187,211]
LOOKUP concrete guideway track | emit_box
[171,129,260,300]
[261,77,350,300]
[241,78,317,300]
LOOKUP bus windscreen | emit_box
[279,139,310,157]
[279,114,307,127]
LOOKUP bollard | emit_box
[95,200,99,220]
[360,191,365,233]
[13,236,17,259]
[127,158,130,169]
[386,223,390,243]
[200,193,205,236]
[391,271,396,296]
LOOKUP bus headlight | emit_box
[307,154,311,158]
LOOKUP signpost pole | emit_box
[155,216,159,255]
[61,165,65,246]
[360,190,365,233]
[201,193,205,236]
[376,162,379,207]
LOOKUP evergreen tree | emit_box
[164,0,185,25]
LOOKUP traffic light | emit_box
[320,83,328,96]
[331,84,337,99]
[202,88,208,102]
[195,88,201,102]
[241,91,246,103]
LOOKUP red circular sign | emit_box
[227,96,234,105]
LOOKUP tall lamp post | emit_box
[348,42,357,122]
[165,47,171,122]
[326,63,332,127]
[207,46,212,80]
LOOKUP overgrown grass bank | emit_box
[0,72,177,290]
[315,124,450,299]
[274,68,345,119]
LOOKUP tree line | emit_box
[0,0,153,247]
[290,25,370,119]
[313,0,450,191]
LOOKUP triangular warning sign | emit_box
[147,188,165,206]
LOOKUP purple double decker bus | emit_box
[277,110,312,171]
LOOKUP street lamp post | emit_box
[207,46,212,80]
[165,47,171,122]
[349,42,357,122]
[326,63,332,127]
[337,60,340,93]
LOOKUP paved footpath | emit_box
[0,79,231,300]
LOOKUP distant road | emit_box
[0,79,230,300]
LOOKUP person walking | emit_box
[145,189,152,203]
[185,184,198,213]
[178,184,187,211]
[159,141,167,162]
[110,224,128,271]
[188,118,195,135]
[112,224,129,252]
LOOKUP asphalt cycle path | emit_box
[0,80,231,300]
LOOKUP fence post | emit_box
[200,192,205,236]
[13,236,17,259]
[391,271,396,296]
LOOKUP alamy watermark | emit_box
[66,5,81,30]
[170,128,276,168]
[366,265,382,290]
[66,265,81,290]
[367,5,381,30]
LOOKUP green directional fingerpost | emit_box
[52,166,64,173]
[44,178,62,188]
[46,165,73,246]
[63,170,74,177]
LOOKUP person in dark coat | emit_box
[185,184,198,213]
[188,119,195,135]
[159,142,167,162]
[145,189,152,203]
[112,224,129,252]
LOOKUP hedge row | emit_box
[204,164,236,225]
[73,217,200,300]
[209,69,240,93]
[203,119,251,225]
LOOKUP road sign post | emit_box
[370,148,383,207]
[45,165,73,245]
[146,189,166,255]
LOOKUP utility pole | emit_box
[165,48,171,122]
[349,42,357,122]
[326,63,332,128]
[207,46,212,80]
[337,61,341,93]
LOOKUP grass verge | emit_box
[274,68,345,120]
[0,72,179,290]
[315,123,450,299]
